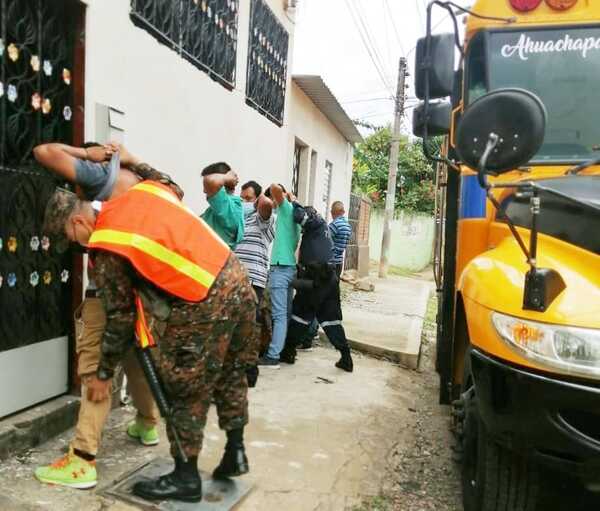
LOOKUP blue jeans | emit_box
[267,265,296,360]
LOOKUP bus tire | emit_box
[461,368,539,511]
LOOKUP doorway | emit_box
[0,0,85,418]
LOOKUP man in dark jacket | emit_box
[280,204,353,372]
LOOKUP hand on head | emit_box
[85,144,115,163]
[224,170,239,192]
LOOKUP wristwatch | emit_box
[96,367,113,381]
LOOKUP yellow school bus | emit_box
[413,1,600,509]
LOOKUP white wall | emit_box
[369,211,434,272]
[83,0,295,214]
[287,82,353,220]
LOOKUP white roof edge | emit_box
[292,75,363,145]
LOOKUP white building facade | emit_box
[0,0,360,419]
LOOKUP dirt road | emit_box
[352,295,462,511]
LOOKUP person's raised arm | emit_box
[257,194,273,221]
[269,183,285,206]
[204,170,238,198]
[33,143,113,182]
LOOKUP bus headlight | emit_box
[492,312,600,379]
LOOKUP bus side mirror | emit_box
[415,34,455,100]
[455,88,547,175]
[413,101,452,137]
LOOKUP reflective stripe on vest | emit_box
[88,181,230,302]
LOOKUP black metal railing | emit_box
[246,0,289,126]
[0,0,74,352]
[292,143,301,195]
[131,0,239,89]
[344,193,371,271]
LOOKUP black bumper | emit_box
[471,348,600,480]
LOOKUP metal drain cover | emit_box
[103,457,252,510]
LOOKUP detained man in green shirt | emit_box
[258,184,301,368]
[201,162,244,249]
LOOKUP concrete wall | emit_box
[287,82,353,219]
[80,0,352,216]
[369,211,434,272]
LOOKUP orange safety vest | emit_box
[88,181,231,346]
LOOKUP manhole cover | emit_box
[103,457,252,510]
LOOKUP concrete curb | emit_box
[0,396,80,461]
[343,283,432,370]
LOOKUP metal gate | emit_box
[344,193,371,272]
[0,0,79,417]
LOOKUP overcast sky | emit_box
[292,0,471,134]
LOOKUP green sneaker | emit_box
[127,420,160,446]
[35,451,97,489]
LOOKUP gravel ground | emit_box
[350,289,600,511]
[352,293,463,511]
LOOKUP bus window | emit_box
[466,32,488,104]
[488,27,600,163]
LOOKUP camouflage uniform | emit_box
[129,163,185,200]
[258,285,273,357]
[93,251,257,459]
[44,167,256,460]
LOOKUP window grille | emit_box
[246,0,289,126]
[322,160,333,218]
[130,0,239,89]
[292,143,301,196]
[0,0,75,350]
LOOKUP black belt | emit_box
[85,289,99,298]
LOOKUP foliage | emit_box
[352,495,392,511]
[352,127,439,215]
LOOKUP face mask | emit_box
[242,201,255,218]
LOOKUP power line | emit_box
[383,0,406,57]
[415,0,425,30]
[341,97,394,104]
[406,12,453,58]
[351,0,394,91]
[344,0,394,96]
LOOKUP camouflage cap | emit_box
[43,188,78,252]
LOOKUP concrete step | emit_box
[342,276,433,369]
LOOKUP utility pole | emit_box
[379,57,408,278]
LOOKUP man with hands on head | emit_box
[200,162,244,250]
[32,141,182,489]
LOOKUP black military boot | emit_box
[335,349,354,373]
[133,456,202,503]
[212,428,249,479]
[279,344,297,364]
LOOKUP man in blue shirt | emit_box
[329,201,352,277]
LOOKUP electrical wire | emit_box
[351,0,394,91]
[415,0,425,30]
[341,97,395,104]
[344,0,395,97]
[383,0,406,57]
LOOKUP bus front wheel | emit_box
[461,355,539,511]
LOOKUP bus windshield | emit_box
[488,27,600,163]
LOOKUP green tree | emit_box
[352,127,438,215]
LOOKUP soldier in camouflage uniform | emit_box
[33,142,185,490]
[43,186,256,503]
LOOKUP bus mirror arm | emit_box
[477,133,533,267]
[478,134,566,312]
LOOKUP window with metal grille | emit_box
[246,0,289,126]
[0,0,76,351]
[322,160,333,219]
[292,143,301,196]
[130,0,239,89]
